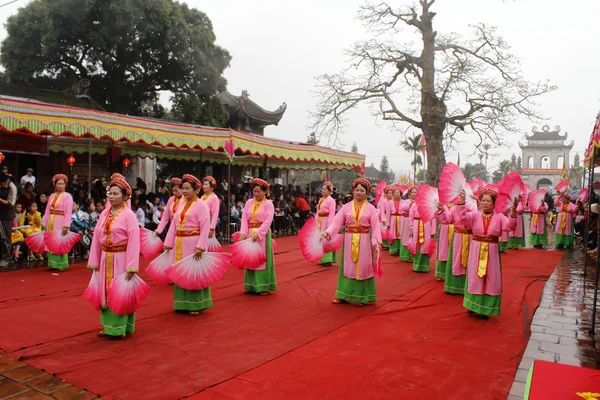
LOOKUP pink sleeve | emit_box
[516,203,524,213]
[326,203,347,237]
[195,202,210,250]
[540,203,548,212]
[240,201,251,236]
[437,208,453,225]
[125,211,141,272]
[370,205,381,246]
[164,211,177,248]
[42,194,51,228]
[325,197,336,229]
[156,197,173,235]
[209,196,219,232]
[87,211,105,269]
[430,219,436,235]
[455,205,475,228]
[408,204,415,229]
[501,213,518,232]
[62,194,73,228]
[256,201,274,240]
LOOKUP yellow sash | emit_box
[317,197,325,229]
[250,199,265,236]
[448,225,454,247]
[478,242,489,278]
[351,201,365,277]
[461,234,469,267]
[48,192,64,231]
[102,205,126,297]
[533,213,539,228]
[175,198,198,262]
[560,205,568,233]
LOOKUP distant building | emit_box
[519,124,573,189]
[218,90,286,136]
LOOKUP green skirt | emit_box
[382,240,390,250]
[555,232,574,248]
[444,235,466,295]
[435,261,446,279]
[101,307,135,336]
[47,252,68,270]
[244,231,277,293]
[413,244,430,272]
[508,237,525,249]
[399,245,413,261]
[463,292,501,316]
[529,233,548,246]
[335,242,376,303]
[173,285,212,311]
[499,242,508,253]
[389,239,401,255]
[319,251,338,265]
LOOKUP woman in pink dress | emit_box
[87,174,140,337]
[155,177,182,238]
[317,181,337,265]
[201,175,222,251]
[499,210,510,253]
[378,186,392,250]
[43,174,73,270]
[387,186,403,255]
[455,187,518,318]
[323,178,381,305]
[555,193,578,249]
[435,205,454,281]
[399,186,416,262]
[408,191,436,273]
[508,202,525,249]
[529,199,548,248]
[239,178,276,295]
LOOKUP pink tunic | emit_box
[87,207,140,307]
[201,193,220,232]
[387,199,403,241]
[43,191,73,232]
[164,198,210,264]
[317,195,336,233]
[240,199,275,270]
[439,208,470,276]
[509,203,525,239]
[408,202,436,254]
[555,201,577,235]
[326,201,381,280]
[455,206,517,295]
[436,205,453,262]
[530,203,548,235]
[377,198,389,238]
[156,195,182,235]
[400,200,413,245]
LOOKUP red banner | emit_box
[0,131,48,155]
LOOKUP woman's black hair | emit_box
[24,182,33,190]
[182,179,198,190]
[109,184,127,197]
[353,182,369,191]
[252,183,268,192]
[171,182,182,189]
[204,180,214,189]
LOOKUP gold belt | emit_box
[50,210,64,215]
[176,229,200,237]
[390,213,401,216]
[318,212,329,217]
[102,242,127,253]
[454,227,473,235]
[249,222,262,228]
[472,235,498,243]
[345,225,370,234]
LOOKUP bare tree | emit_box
[310,0,556,184]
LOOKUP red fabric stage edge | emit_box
[0,238,562,400]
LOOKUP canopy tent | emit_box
[0,95,365,172]
[582,111,600,337]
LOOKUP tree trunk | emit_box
[419,2,447,186]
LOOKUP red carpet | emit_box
[0,238,562,400]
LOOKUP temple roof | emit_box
[525,124,568,141]
[0,83,104,110]
[218,90,286,125]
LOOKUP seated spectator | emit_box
[20,201,44,260]
[70,203,90,258]
[18,182,36,208]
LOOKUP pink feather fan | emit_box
[521,184,531,205]
[555,179,569,193]
[408,238,417,256]
[206,236,223,252]
[146,250,172,285]
[374,181,386,206]
[462,183,478,212]
[323,233,343,253]
[44,231,80,255]
[24,231,46,254]
[140,228,164,260]
[165,252,232,290]
[372,246,383,278]
[578,188,589,202]
[82,271,102,311]
[230,238,267,270]
[415,184,439,222]
[469,178,486,195]
[107,273,151,315]
[299,217,325,263]
[528,190,546,213]
[428,239,436,258]
[496,173,523,213]
[439,163,466,205]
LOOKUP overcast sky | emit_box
[1,0,598,178]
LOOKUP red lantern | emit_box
[0,152,4,164]
[122,157,131,171]
[67,155,76,172]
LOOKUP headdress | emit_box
[384,185,394,194]
[407,184,418,194]
[323,181,333,191]
[109,173,132,200]
[352,177,372,193]
[170,177,182,187]
[52,174,68,185]
[203,175,217,188]
[182,174,202,186]
[478,187,498,200]
[251,178,270,190]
